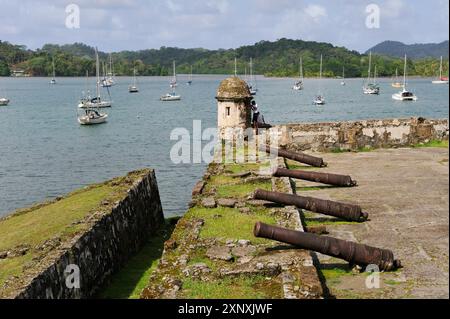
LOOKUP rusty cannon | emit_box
[273,168,358,187]
[259,145,327,168]
[254,189,368,222]
[254,222,401,272]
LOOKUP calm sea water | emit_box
[0,75,448,218]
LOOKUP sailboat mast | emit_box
[440,56,443,79]
[403,54,407,89]
[300,57,303,80]
[250,58,253,84]
[52,58,56,78]
[96,48,100,99]
[320,54,323,79]
[368,52,372,82]
[173,60,177,83]
[234,57,237,77]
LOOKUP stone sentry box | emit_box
[13,170,164,299]
[216,76,253,140]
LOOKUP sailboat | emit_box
[392,54,417,101]
[187,65,193,85]
[363,52,380,95]
[129,68,139,93]
[432,56,449,84]
[101,54,115,87]
[313,54,325,105]
[170,61,178,88]
[293,57,304,90]
[78,48,112,109]
[249,58,258,95]
[78,67,108,125]
[340,66,346,86]
[391,68,403,88]
[50,58,56,85]
[161,61,181,101]
[0,80,10,106]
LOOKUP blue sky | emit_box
[0,0,448,53]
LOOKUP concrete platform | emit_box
[294,147,449,299]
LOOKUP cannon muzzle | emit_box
[254,189,368,222]
[259,145,327,168]
[274,168,357,187]
[254,222,401,272]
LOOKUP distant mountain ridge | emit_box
[367,40,449,59]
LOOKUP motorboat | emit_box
[313,96,325,105]
[392,89,418,101]
[0,98,10,106]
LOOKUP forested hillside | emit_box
[0,39,448,78]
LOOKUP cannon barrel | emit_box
[254,189,368,222]
[259,145,326,168]
[274,168,357,187]
[254,222,401,272]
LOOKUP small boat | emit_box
[293,57,304,91]
[50,58,57,85]
[363,52,380,95]
[79,48,112,109]
[313,54,326,105]
[129,68,139,93]
[340,66,346,86]
[101,54,115,87]
[249,57,258,95]
[313,96,325,105]
[160,92,181,101]
[187,65,193,85]
[392,68,403,88]
[392,54,418,101]
[78,109,108,125]
[432,56,449,84]
[0,98,10,106]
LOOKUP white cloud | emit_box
[304,4,327,22]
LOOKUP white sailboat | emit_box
[79,48,112,109]
[78,109,108,125]
[392,54,418,101]
[161,60,181,101]
[392,68,403,88]
[363,52,380,95]
[313,54,325,105]
[432,56,449,84]
[50,58,56,85]
[293,57,304,90]
[249,58,258,95]
[101,54,115,87]
[129,68,139,93]
[340,66,346,86]
[187,65,193,85]
[0,80,9,106]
